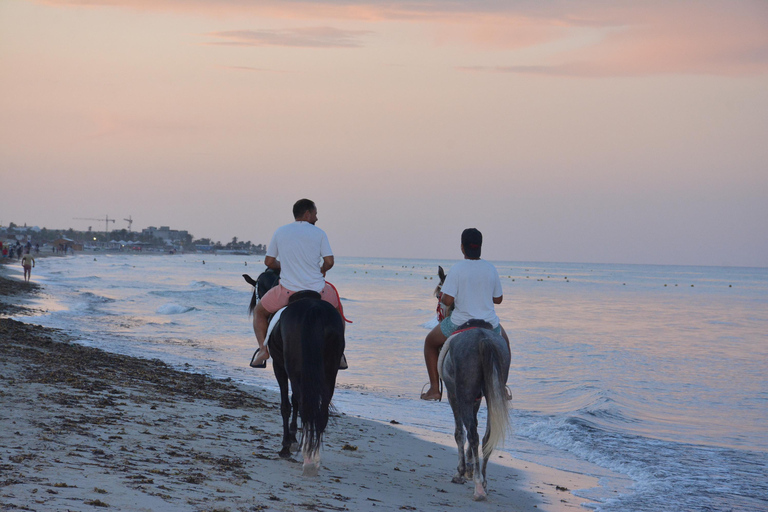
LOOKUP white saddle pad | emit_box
[264,306,287,347]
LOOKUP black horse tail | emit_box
[479,336,510,460]
[300,304,330,455]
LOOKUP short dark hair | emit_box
[461,228,482,258]
[293,199,316,219]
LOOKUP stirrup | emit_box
[249,348,267,369]
[505,386,513,401]
[339,353,348,370]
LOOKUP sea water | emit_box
[13,253,768,511]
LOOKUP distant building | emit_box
[142,226,189,243]
[53,238,83,251]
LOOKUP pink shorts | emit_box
[260,282,339,313]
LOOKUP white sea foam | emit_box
[156,303,196,315]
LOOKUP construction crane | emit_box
[73,216,116,234]
[124,216,133,231]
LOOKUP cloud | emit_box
[455,2,768,77]
[205,27,371,48]
[34,0,768,75]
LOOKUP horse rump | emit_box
[279,297,345,475]
[441,327,510,500]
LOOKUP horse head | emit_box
[435,265,447,297]
[243,268,280,316]
[435,266,454,321]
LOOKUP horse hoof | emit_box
[473,482,487,500]
[451,475,466,484]
[302,463,319,477]
[278,447,292,458]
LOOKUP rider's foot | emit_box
[250,347,269,368]
[420,386,442,401]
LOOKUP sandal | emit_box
[249,348,267,369]
[420,382,442,402]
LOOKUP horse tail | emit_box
[480,336,510,460]
[300,303,330,455]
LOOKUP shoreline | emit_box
[1,267,599,511]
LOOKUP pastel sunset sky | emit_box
[1,0,767,266]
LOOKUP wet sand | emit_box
[1,266,597,511]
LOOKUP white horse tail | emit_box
[480,338,510,460]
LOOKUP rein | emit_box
[436,291,447,321]
[326,281,352,324]
[450,326,482,336]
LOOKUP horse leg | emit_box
[467,416,485,501]
[275,369,293,458]
[301,402,322,478]
[289,392,299,452]
[450,404,467,484]
[481,422,491,493]
[302,453,320,477]
[301,407,323,477]
[465,396,481,478]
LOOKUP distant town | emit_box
[0,222,266,255]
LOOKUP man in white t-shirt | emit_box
[251,199,342,367]
[420,228,510,401]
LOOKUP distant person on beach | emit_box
[21,250,35,282]
[420,228,510,401]
[250,198,346,369]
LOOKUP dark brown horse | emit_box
[245,271,345,476]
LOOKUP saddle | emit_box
[454,319,494,332]
[289,290,321,303]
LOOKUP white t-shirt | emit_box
[440,259,502,327]
[266,221,333,292]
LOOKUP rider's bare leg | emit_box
[252,302,271,365]
[500,325,510,354]
[421,325,447,400]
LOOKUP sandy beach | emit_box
[1,266,597,511]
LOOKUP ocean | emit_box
[13,253,768,511]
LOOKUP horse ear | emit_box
[438,266,446,282]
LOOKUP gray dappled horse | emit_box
[244,271,345,476]
[435,267,511,500]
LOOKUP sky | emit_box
[1,0,767,267]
